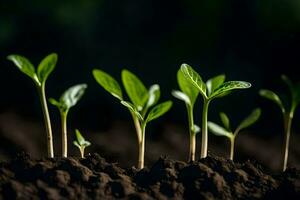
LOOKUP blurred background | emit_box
[1,0,300,171]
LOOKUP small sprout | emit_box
[93,69,172,169]
[49,84,87,157]
[180,63,251,158]
[73,129,91,158]
[7,53,57,158]
[208,108,261,160]
[172,69,200,161]
[259,75,300,171]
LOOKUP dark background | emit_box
[1,0,300,171]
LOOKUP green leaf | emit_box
[236,108,261,133]
[172,90,191,105]
[49,98,62,107]
[210,81,251,99]
[180,64,207,98]
[37,53,57,84]
[208,122,233,138]
[122,69,148,111]
[93,69,123,100]
[177,69,199,105]
[193,124,201,134]
[145,101,172,123]
[7,54,38,83]
[75,129,91,147]
[60,84,88,111]
[219,112,230,131]
[281,75,294,94]
[73,141,81,149]
[120,101,143,121]
[282,75,300,110]
[146,84,160,108]
[206,74,225,96]
[259,89,285,113]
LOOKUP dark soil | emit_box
[0,153,299,200]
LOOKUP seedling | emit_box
[73,129,91,158]
[49,84,87,157]
[93,69,172,169]
[208,108,261,160]
[180,63,251,158]
[7,53,57,158]
[172,69,200,161]
[259,75,300,171]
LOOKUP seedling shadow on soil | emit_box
[0,153,299,199]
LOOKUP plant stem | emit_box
[131,113,145,169]
[187,105,196,161]
[80,147,85,158]
[132,114,142,144]
[37,84,54,158]
[138,124,146,169]
[230,137,235,160]
[282,112,293,171]
[201,99,210,158]
[61,112,68,158]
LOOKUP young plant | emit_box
[180,63,251,158]
[208,108,261,160]
[49,84,87,157]
[7,53,57,158]
[73,129,91,158]
[259,75,300,171]
[93,69,172,169]
[172,69,200,161]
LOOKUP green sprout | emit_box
[180,63,251,158]
[172,69,200,161]
[208,108,261,160]
[93,69,172,169]
[73,129,91,158]
[49,84,87,157]
[7,53,57,158]
[259,75,300,171]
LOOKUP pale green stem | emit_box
[282,112,293,171]
[131,113,142,143]
[80,147,85,158]
[138,124,146,169]
[61,112,68,158]
[37,83,54,158]
[201,99,210,158]
[131,113,145,169]
[187,104,196,161]
[230,137,235,160]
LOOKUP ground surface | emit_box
[0,153,299,199]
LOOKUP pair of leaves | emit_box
[208,108,261,139]
[49,84,88,114]
[93,69,172,124]
[93,69,159,111]
[180,64,251,100]
[73,129,91,148]
[7,53,57,85]
[260,75,300,114]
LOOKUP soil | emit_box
[0,153,299,200]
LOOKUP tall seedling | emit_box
[259,75,300,171]
[93,69,172,169]
[208,108,261,160]
[181,64,251,158]
[49,84,87,157]
[7,53,57,158]
[172,70,200,161]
